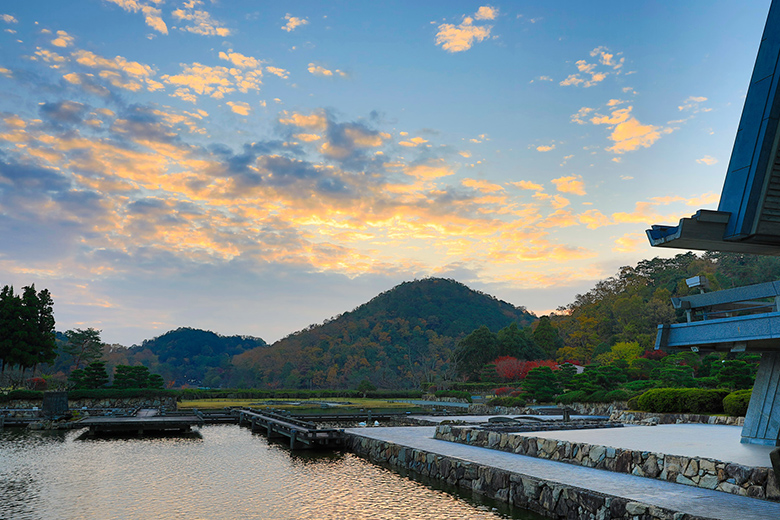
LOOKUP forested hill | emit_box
[124,327,266,386]
[230,278,535,389]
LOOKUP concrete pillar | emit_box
[742,352,780,445]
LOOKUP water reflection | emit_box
[0,425,544,520]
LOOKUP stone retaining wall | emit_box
[467,402,627,416]
[609,411,744,426]
[435,425,780,502]
[346,433,714,520]
[2,396,178,412]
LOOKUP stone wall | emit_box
[435,425,780,502]
[346,433,714,520]
[2,396,178,412]
[467,402,628,416]
[609,411,743,426]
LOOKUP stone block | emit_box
[700,474,719,489]
[642,455,661,478]
[676,474,695,486]
[589,445,606,464]
[725,463,752,485]
[683,459,699,477]
[624,502,647,515]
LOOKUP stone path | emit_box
[530,423,774,468]
[346,426,780,520]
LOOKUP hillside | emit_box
[230,278,536,389]
[123,327,266,386]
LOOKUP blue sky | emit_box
[0,1,772,345]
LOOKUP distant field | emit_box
[178,397,425,413]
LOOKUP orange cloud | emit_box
[462,178,504,193]
[282,14,309,32]
[436,16,491,53]
[551,175,585,196]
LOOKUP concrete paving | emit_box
[346,426,780,520]
[530,423,775,468]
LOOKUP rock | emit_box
[642,454,661,478]
[683,459,699,477]
[676,474,695,486]
[589,445,606,465]
[699,474,719,489]
[625,502,648,515]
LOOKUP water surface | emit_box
[0,425,544,520]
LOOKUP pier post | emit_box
[290,430,297,450]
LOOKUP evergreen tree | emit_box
[64,328,104,370]
[533,316,562,358]
[79,361,110,389]
[453,325,498,380]
[113,365,151,388]
[523,366,559,402]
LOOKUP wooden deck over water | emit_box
[75,409,204,435]
[238,409,344,449]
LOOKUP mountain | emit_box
[124,327,266,387]
[229,278,535,389]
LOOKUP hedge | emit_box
[487,396,527,408]
[433,390,472,402]
[636,388,730,414]
[0,389,45,402]
[723,389,752,417]
[175,388,424,400]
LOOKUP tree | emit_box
[113,365,153,388]
[497,322,546,360]
[717,360,756,390]
[0,284,56,376]
[453,325,498,380]
[523,366,559,402]
[63,328,104,370]
[533,316,562,358]
[357,378,376,397]
[76,361,108,390]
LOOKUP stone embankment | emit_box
[346,433,714,520]
[2,396,178,412]
[609,411,743,426]
[434,425,780,501]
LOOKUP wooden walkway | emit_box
[238,409,343,449]
[75,408,204,436]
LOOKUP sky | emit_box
[0,0,773,346]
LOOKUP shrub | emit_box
[487,396,527,408]
[494,386,514,396]
[723,389,752,417]
[636,388,730,414]
[623,380,656,392]
[556,390,588,405]
[694,376,719,389]
[626,395,640,410]
[0,389,44,402]
[433,390,472,402]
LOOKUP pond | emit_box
[0,425,545,520]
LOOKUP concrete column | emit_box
[742,351,780,445]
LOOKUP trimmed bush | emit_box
[623,380,656,392]
[723,389,752,417]
[433,390,472,402]
[556,390,588,405]
[626,395,640,410]
[0,389,44,402]
[636,388,730,414]
[487,396,527,408]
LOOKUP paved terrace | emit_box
[345,426,780,520]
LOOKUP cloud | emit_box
[580,104,672,154]
[570,107,593,125]
[172,1,231,37]
[405,160,455,179]
[266,66,289,79]
[218,50,263,69]
[462,178,503,193]
[399,136,429,147]
[696,155,717,165]
[551,175,585,196]
[612,232,646,253]
[279,110,328,131]
[560,47,623,87]
[435,15,492,53]
[162,62,263,102]
[536,143,555,152]
[606,117,672,154]
[308,63,346,77]
[282,14,309,32]
[51,30,75,48]
[1,14,18,24]
[226,101,251,116]
[104,0,168,35]
[509,180,543,191]
[679,96,709,112]
[474,6,498,20]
